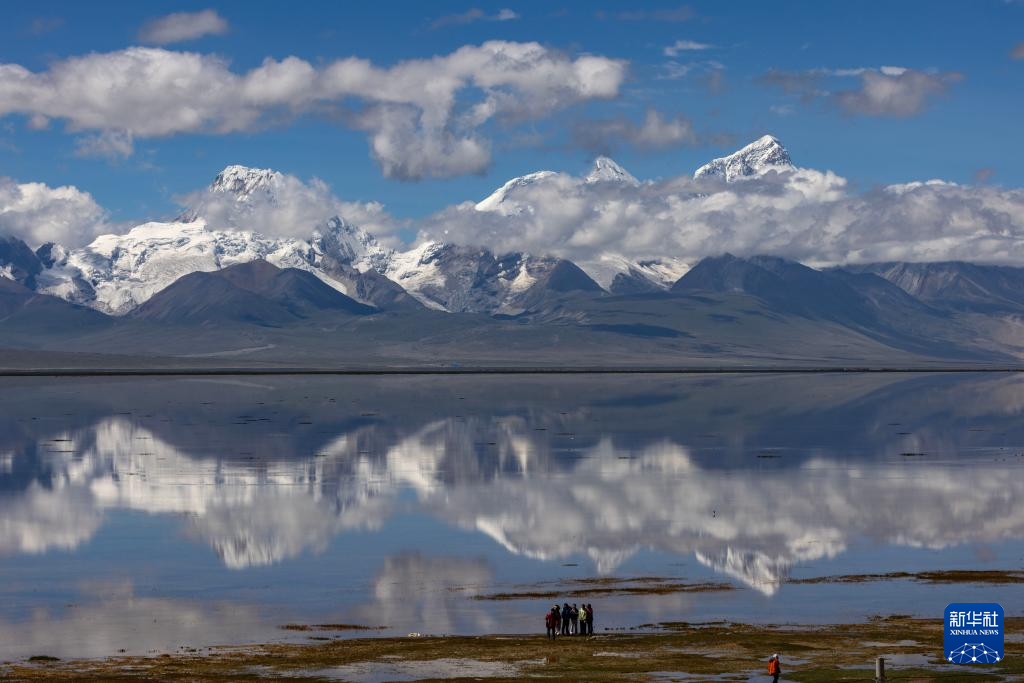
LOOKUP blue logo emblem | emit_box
[945,603,1003,664]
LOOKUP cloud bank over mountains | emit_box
[436,157,1024,268]
[3,135,1024,269]
[178,165,404,245]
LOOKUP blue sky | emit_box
[0,0,1022,227]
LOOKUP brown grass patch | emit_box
[280,623,386,631]
[6,617,1024,681]
[791,569,1024,585]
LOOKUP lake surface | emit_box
[1,372,1022,660]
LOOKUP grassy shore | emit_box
[3,615,1021,681]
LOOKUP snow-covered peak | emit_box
[475,171,559,214]
[178,165,285,222]
[693,134,794,182]
[31,159,404,314]
[476,159,638,215]
[585,156,639,185]
[209,165,283,200]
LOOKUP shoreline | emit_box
[4,616,1021,681]
[1,365,1023,377]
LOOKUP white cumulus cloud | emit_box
[0,177,110,247]
[0,43,626,179]
[138,9,229,45]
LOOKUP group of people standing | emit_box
[544,603,594,638]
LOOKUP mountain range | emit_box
[4,138,797,317]
[4,135,1024,368]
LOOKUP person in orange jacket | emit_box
[768,653,781,682]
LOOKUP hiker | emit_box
[768,653,781,682]
[545,607,557,639]
[578,603,588,635]
[585,603,594,635]
[570,603,579,635]
[561,602,571,635]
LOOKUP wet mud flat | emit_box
[4,616,1023,681]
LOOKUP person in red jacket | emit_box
[768,653,781,682]
[545,607,558,639]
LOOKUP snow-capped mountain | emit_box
[26,160,603,316]
[211,164,279,200]
[25,159,605,316]
[9,137,810,317]
[474,155,643,216]
[31,166,400,314]
[467,156,686,296]
[585,156,639,185]
[385,241,601,314]
[187,163,394,275]
[693,134,794,182]
[473,170,561,215]
[177,164,282,223]
[381,159,628,312]
[38,220,303,314]
[35,218,393,315]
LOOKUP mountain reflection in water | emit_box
[1,372,1023,655]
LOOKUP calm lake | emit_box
[1,372,1022,660]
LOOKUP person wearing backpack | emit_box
[545,609,556,639]
[560,602,570,635]
[585,604,594,635]
[768,653,781,682]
